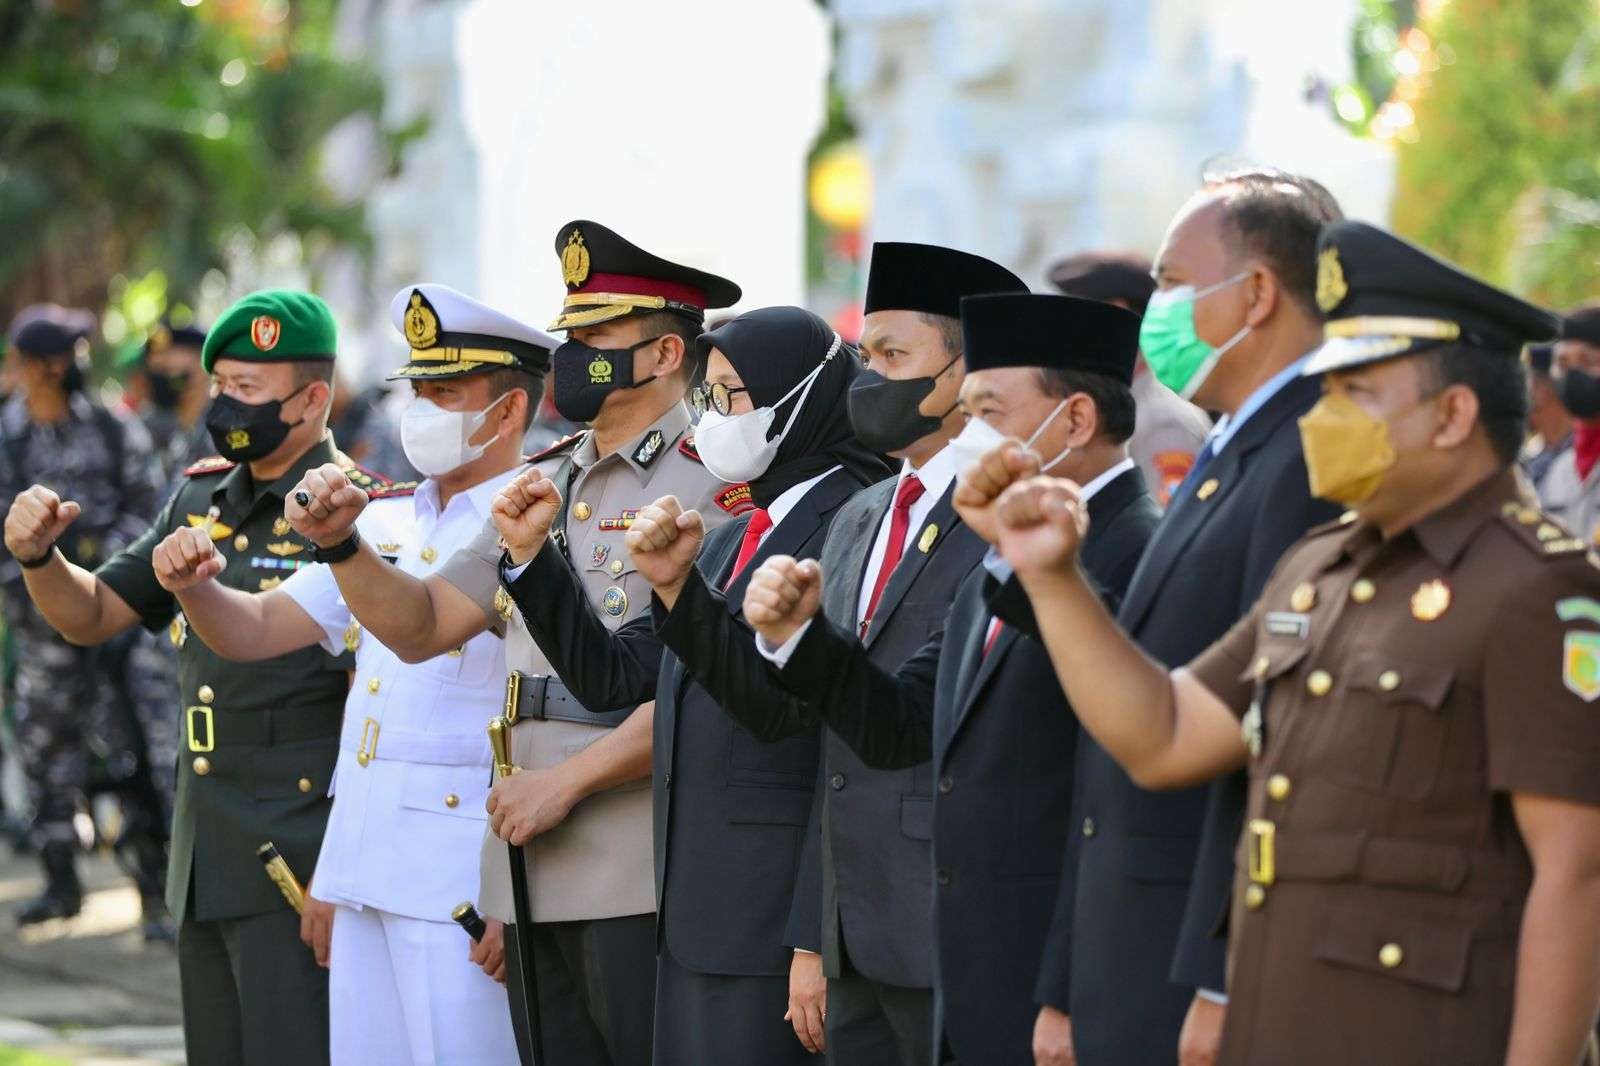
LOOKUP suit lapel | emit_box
[948,616,1018,745]
[825,481,892,626]
[863,487,959,650]
[722,469,859,618]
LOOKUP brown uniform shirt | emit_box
[1189,466,1600,1065]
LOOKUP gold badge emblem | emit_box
[273,517,292,536]
[561,229,592,288]
[493,585,513,622]
[266,541,304,557]
[918,524,938,553]
[258,576,282,590]
[376,542,402,553]
[227,429,250,451]
[250,314,281,351]
[186,514,234,541]
[169,614,188,648]
[404,291,440,349]
[602,586,628,617]
[1290,583,1316,612]
[343,620,362,653]
[1316,247,1348,313]
[1197,478,1220,501]
[588,356,612,384]
[1410,579,1451,622]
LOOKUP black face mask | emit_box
[1557,369,1600,421]
[550,335,662,423]
[205,386,307,462]
[148,370,190,410]
[846,355,960,454]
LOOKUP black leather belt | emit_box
[505,672,632,729]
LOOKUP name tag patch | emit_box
[1264,611,1310,640]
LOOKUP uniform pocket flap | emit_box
[899,796,933,841]
[725,784,812,827]
[398,763,488,820]
[1346,651,1455,710]
[1127,834,1196,885]
[1315,905,1472,994]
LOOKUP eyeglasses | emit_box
[688,381,751,417]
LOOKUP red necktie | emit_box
[725,508,773,588]
[860,475,926,637]
[982,617,1003,657]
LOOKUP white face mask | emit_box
[400,392,508,478]
[694,336,839,485]
[950,398,1073,472]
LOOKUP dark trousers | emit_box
[177,906,329,1066]
[653,944,820,1066]
[825,948,933,1066]
[503,913,656,1066]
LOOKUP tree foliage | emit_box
[0,0,413,331]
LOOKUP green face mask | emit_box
[1138,272,1251,399]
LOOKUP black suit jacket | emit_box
[687,466,1156,1063]
[504,467,866,975]
[1006,373,1336,1062]
[656,479,987,988]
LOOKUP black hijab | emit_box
[699,306,892,507]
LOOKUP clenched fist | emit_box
[952,442,1041,547]
[995,476,1090,578]
[153,526,225,592]
[490,470,562,565]
[623,495,705,603]
[4,485,81,564]
[743,556,823,648]
[286,463,368,548]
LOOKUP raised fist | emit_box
[490,469,563,565]
[995,476,1090,578]
[153,526,225,592]
[623,495,706,599]
[286,463,368,548]
[4,485,81,564]
[743,556,824,648]
[952,442,1041,547]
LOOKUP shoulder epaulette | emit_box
[678,435,703,464]
[1303,509,1361,539]
[183,455,236,478]
[1498,501,1589,557]
[526,432,583,465]
[333,453,400,494]
[367,480,419,500]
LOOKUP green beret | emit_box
[202,289,337,372]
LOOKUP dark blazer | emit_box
[674,465,1157,1063]
[504,467,867,975]
[1032,373,1335,1063]
[656,480,987,988]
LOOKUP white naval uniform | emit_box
[281,472,519,1066]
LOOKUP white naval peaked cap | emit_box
[386,283,560,381]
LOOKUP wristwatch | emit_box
[311,531,361,565]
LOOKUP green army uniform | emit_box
[92,291,391,1066]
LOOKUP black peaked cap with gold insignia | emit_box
[550,220,741,332]
[387,283,559,381]
[960,293,1141,385]
[864,242,1027,320]
[1305,220,1559,375]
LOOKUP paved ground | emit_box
[0,844,184,1065]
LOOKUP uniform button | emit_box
[1379,943,1404,969]
[935,868,951,886]
[198,684,215,705]
[610,559,624,576]
[367,678,380,694]
[233,534,249,552]
[1266,774,1292,801]
[1290,583,1316,612]
[1378,670,1401,692]
[193,756,211,776]
[1244,883,1267,910]
[1306,670,1333,697]
[1350,579,1376,603]
[444,793,459,809]
[421,546,438,564]
[573,502,592,521]
[830,772,846,790]
[298,777,313,793]
[1081,817,1096,838]
[938,776,953,794]
[1253,655,1270,680]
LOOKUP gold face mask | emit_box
[1297,391,1397,506]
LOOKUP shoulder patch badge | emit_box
[1564,631,1600,702]
[527,432,583,465]
[184,455,236,478]
[715,483,755,515]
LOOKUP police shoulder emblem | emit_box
[562,229,592,288]
[633,430,665,468]
[251,314,281,352]
[1316,247,1349,314]
[405,291,440,349]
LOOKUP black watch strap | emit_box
[312,531,361,565]
[17,545,59,570]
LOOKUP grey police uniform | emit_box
[439,399,742,1064]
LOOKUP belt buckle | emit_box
[356,716,380,767]
[1247,819,1276,885]
[186,705,215,753]
[503,672,523,726]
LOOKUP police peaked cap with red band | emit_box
[550,220,741,332]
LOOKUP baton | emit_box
[256,842,305,915]
[490,715,543,1063]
